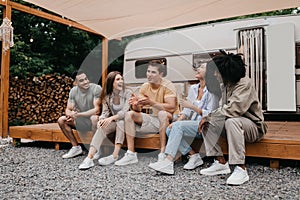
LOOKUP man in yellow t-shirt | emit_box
[115,60,178,166]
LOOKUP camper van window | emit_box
[193,52,220,68]
[135,58,167,79]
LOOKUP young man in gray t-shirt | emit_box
[58,70,102,159]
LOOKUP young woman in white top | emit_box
[79,71,131,170]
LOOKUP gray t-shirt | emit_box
[68,83,102,112]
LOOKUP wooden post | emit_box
[0,3,12,138]
[270,159,280,169]
[101,37,108,86]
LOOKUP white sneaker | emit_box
[62,146,82,159]
[148,159,174,175]
[200,160,231,175]
[98,155,118,165]
[114,150,138,166]
[183,153,203,170]
[158,152,166,162]
[226,166,249,185]
[79,157,94,170]
[93,150,101,160]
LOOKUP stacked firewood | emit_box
[9,74,74,125]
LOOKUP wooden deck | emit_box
[9,121,300,168]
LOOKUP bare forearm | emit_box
[77,108,99,117]
[190,105,203,116]
[151,102,176,113]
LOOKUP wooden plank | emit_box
[10,123,94,144]
[245,143,300,160]
[52,130,94,144]
[135,134,160,149]
[10,126,53,141]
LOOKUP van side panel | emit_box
[266,23,296,111]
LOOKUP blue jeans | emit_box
[165,120,202,158]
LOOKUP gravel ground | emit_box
[0,142,299,200]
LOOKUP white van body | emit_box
[123,15,300,114]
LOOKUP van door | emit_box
[265,23,296,111]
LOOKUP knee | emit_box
[90,115,99,124]
[125,111,134,122]
[158,110,168,122]
[170,121,182,132]
[57,116,66,125]
[225,118,238,129]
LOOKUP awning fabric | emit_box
[23,0,300,39]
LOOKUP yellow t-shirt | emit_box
[139,78,178,116]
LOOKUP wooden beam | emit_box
[0,3,12,138]
[102,38,108,86]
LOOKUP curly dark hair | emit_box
[213,50,246,85]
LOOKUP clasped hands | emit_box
[66,110,78,122]
[129,93,153,107]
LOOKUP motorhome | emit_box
[123,14,300,120]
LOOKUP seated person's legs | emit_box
[90,115,99,132]
[98,120,125,166]
[224,117,258,185]
[115,111,159,166]
[114,111,142,166]
[58,116,83,159]
[79,122,116,169]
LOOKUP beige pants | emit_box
[90,120,125,152]
[203,116,263,164]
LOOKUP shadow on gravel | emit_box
[15,140,300,168]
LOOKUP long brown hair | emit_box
[100,71,123,103]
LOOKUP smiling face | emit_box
[75,73,90,90]
[194,63,207,80]
[146,65,162,84]
[113,74,124,91]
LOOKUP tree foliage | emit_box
[9,7,102,78]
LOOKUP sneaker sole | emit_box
[183,160,204,170]
[62,151,83,159]
[114,159,138,166]
[149,167,174,175]
[79,164,95,170]
[158,168,174,175]
[98,160,116,166]
[149,164,174,175]
[226,175,249,185]
[200,168,231,176]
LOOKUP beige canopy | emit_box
[24,0,300,39]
